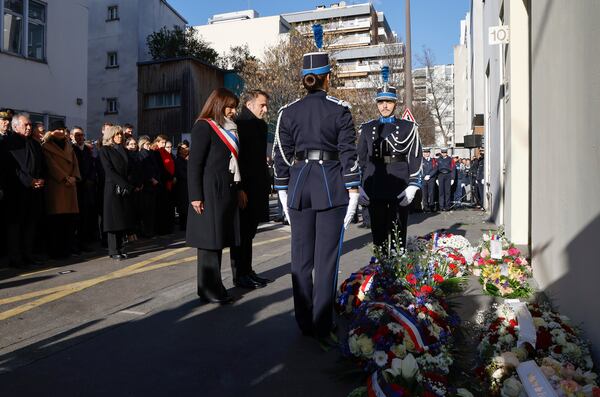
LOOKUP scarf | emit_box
[158,147,175,191]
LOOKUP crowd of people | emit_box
[0,108,190,268]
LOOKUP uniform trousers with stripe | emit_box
[437,173,453,210]
[368,199,408,250]
[289,205,346,338]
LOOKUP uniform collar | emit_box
[379,116,396,124]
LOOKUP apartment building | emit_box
[0,0,88,128]
[282,2,402,90]
[194,10,290,61]
[87,0,186,137]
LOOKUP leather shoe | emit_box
[250,272,273,284]
[110,254,125,260]
[198,291,233,305]
[234,275,266,289]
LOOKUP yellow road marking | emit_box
[0,235,290,320]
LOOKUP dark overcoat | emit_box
[99,145,134,232]
[236,106,270,224]
[186,120,239,250]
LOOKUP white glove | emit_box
[436,180,439,186]
[343,192,360,229]
[451,180,455,186]
[397,185,419,207]
[278,190,291,225]
[424,175,431,181]
[481,179,485,184]
[359,186,369,202]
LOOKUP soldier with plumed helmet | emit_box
[273,24,360,344]
[357,66,423,249]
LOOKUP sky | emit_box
[167,0,471,66]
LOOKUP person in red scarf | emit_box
[152,135,175,234]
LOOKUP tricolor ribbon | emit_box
[368,302,428,352]
[367,372,404,397]
[357,273,375,301]
[203,118,239,159]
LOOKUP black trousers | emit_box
[139,187,157,237]
[47,214,78,259]
[289,205,346,337]
[438,173,452,210]
[230,208,259,280]
[368,199,409,250]
[197,248,227,299]
[6,210,37,265]
[477,181,485,207]
[107,231,124,256]
[422,179,436,209]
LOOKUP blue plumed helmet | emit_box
[375,65,398,102]
[302,24,331,76]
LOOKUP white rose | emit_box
[501,352,520,368]
[373,350,388,367]
[532,317,547,328]
[456,388,474,397]
[401,353,418,380]
[357,335,374,357]
[511,347,528,361]
[583,370,598,384]
[500,377,523,397]
[348,335,360,355]
[492,368,505,380]
[391,344,407,359]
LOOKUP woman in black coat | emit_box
[187,88,242,304]
[99,125,135,260]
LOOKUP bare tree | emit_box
[416,47,454,146]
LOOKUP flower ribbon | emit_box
[367,372,404,397]
[368,302,428,352]
[357,273,375,301]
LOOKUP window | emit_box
[107,51,118,68]
[106,98,118,114]
[3,0,24,54]
[27,0,45,59]
[144,92,181,109]
[1,0,46,60]
[107,5,118,21]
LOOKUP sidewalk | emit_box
[0,209,494,397]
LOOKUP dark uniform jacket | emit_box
[357,117,423,200]
[236,106,270,223]
[273,90,360,210]
[99,145,134,232]
[434,156,455,179]
[186,120,239,250]
[476,156,485,181]
[422,157,437,178]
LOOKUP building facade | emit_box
[283,2,401,90]
[464,0,600,362]
[453,14,472,158]
[87,0,186,137]
[0,0,88,128]
[193,11,290,62]
[413,64,455,148]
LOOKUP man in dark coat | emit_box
[421,148,437,212]
[231,90,273,289]
[71,126,97,251]
[2,113,46,267]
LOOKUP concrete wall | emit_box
[0,0,88,128]
[87,0,185,137]
[502,0,529,245]
[470,1,485,117]
[530,0,600,362]
[453,43,469,147]
[194,16,289,60]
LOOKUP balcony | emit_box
[329,33,372,48]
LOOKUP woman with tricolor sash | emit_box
[187,88,244,304]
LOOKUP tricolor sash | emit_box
[368,302,428,352]
[203,118,239,159]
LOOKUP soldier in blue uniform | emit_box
[273,25,360,342]
[421,148,437,212]
[434,148,455,211]
[357,67,423,249]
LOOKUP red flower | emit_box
[420,285,434,295]
[406,274,417,285]
[536,327,553,350]
[433,274,444,283]
[554,345,562,354]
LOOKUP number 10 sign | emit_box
[489,25,510,45]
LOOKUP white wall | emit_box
[454,44,469,147]
[0,0,89,128]
[87,0,186,137]
[194,16,289,61]
[470,1,485,117]
[531,0,600,362]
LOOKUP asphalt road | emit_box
[0,209,493,397]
